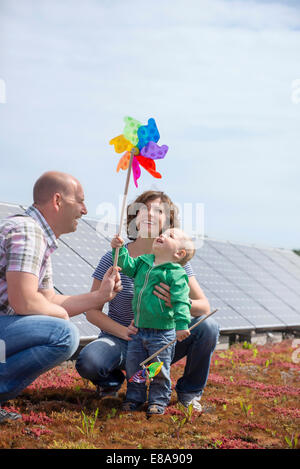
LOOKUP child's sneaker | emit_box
[146,404,165,416]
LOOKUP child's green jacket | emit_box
[112,246,191,331]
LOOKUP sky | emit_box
[0,0,300,249]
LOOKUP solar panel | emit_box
[51,239,94,295]
[232,243,300,315]
[281,249,300,267]
[191,253,278,330]
[195,241,286,329]
[207,240,299,327]
[275,249,300,280]
[261,249,300,293]
[70,313,100,338]
[59,218,110,269]
[196,282,254,332]
[0,202,24,218]
[82,218,118,242]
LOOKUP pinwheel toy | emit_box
[109,116,168,188]
[110,116,168,268]
[129,361,163,384]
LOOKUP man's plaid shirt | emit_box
[0,205,58,315]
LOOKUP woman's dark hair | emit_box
[126,190,180,240]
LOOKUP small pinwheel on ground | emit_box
[109,116,168,187]
[129,361,164,384]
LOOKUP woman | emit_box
[75,190,219,411]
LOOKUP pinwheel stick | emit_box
[113,147,136,269]
[139,309,218,368]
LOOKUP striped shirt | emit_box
[0,205,58,316]
[92,245,194,327]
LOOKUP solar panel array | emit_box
[194,240,300,333]
[1,202,300,339]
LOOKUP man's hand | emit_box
[176,329,190,342]
[98,266,122,303]
[111,235,124,249]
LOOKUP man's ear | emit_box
[52,192,62,212]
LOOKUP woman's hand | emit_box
[153,282,172,308]
[122,320,138,341]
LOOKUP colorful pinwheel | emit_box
[109,116,168,187]
[129,361,163,384]
[110,116,168,268]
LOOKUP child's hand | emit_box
[111,235,124,249]
[176,329,190,342]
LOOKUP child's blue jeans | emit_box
[125,328,176,408]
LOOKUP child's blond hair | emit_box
[171,228,195,266]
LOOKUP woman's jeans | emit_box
[75,332,128,389]
[0,315,80,403]
[173,317,219,402]
[125,328,176,407]
[76,317,220,401]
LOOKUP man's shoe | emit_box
[178,395,202,412]
[96,386,118,399]
[0,406,22,424]
[146,404,165,416]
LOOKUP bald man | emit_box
[0,171,124,423]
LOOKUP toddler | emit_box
[111,227,195,416]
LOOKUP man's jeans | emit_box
[76,317,219,401]
[125,328,176,407]
[0,315,80,403]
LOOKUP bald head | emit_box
[32,171,87,237]
[33,171,79,205]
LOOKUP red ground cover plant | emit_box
[0,339,299,449]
